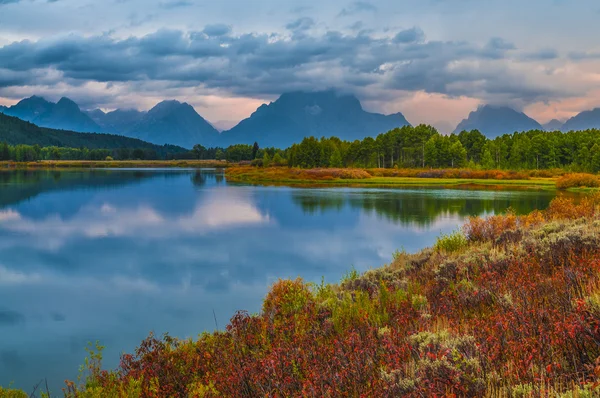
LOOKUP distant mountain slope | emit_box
[543,119,564,131]
[3,97,219,149]
[125,100,220,148]
[561,108,600,132]
[1,96,101,133]
[0,113,186,155]
[453,105,542,138]
[218,90,411,148]
[88,108,146,134]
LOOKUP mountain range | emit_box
[0,91,411,148]
[0,112,186,157]
[3,91,600,149]
[219,90,411,148]
[1,96,100,133]
[452,105,543,138]
[561,108,600,132]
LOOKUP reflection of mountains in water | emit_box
[0,169,224,208]
[292,189,556,227]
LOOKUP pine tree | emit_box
[482,149,495,170]
[263,152,271,168]
[329,148,343,168]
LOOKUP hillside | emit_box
[1,96,101,132]
[0,113,186,155]
[87,108,146,134]
[453,105,543,138]
[126,100,220,148]
[543,119,564,131]
[561,108,600,132]
[219,90,411,148]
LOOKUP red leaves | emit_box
[66,201,600,397]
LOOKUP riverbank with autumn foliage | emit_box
[226,166,600,191]
[3,193,600,397]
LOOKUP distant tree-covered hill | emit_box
[0,112,187,156]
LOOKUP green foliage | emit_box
[434,230,469,253]
[262,151,271,167]
[0,387,28,398]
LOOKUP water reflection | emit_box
[292,188,555,226]
[0,169,557,392]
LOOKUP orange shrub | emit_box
[462,212,518,242]
[556,173,600,190]
[546,195,599,220]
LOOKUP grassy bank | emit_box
[226,166,563,189]
[5,194,600,397]
[0,160,232,169]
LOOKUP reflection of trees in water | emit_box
[0,169,227,208]
[0,170,173,208]
[190,170,225,187]
[292,190,556,227]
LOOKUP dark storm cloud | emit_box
[0,26,568,104]
[202,24,232,37]
[393,27,425,44]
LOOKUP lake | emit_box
[0,169,557,393]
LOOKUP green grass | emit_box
[228,174,557,190]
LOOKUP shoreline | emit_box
[0,160,232,169]
[2,162,599,192]
[225,166,563,190]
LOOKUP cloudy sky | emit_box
[0,0,599,131]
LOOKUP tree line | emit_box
[3,125,600,171]
[284,126,600,172]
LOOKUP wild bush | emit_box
[556,173,600,190]
[14,194,600,398]
[433,230,468,253]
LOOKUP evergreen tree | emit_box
[0,142,9,161]
[591,144,600,172]
[449,141,467,168]
[482,149,495,170]
[263,152,271,167]
[272,152,284,166]
[329,147,343,168]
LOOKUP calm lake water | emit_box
[0,169,557,393]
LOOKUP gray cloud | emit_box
[520,48,559,61]
[393,27,425,44]
[338,1,377,17]
[568,50,600,60]
[286,17,315,32]
[202,24,232,37]
[159,0,192,9]
[0,24,579,109]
